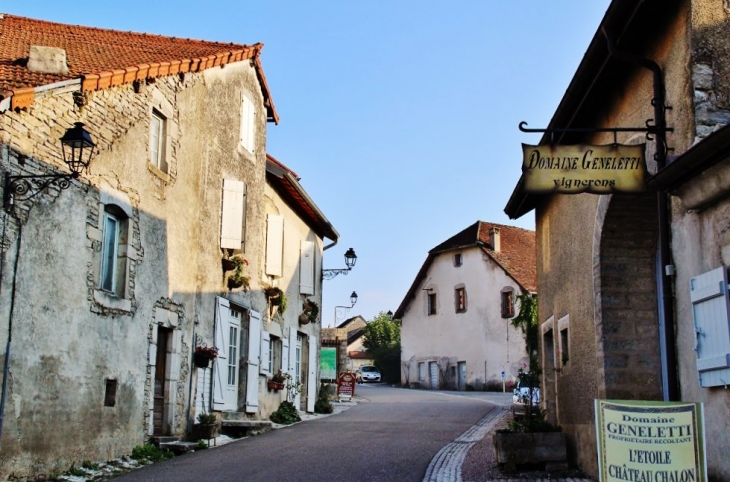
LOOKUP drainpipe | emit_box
[603,31,679,401]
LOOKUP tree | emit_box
[362,311,401,384]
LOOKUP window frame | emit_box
[149,109,167,172]
[454,252,463,267]
[240,92,256,154]
[501,288,515,318]
[100,210,120,293]
[455,286,467,313]
[427,292,437,315]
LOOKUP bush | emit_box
[314,398,333,414]
[131,444,175,463]
[269,401,301,425]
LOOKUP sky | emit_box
[7,1,612,327]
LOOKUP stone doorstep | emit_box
[159,441,199,455]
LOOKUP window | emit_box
[240,93,256,154]
[300,240,315,295]
[427,293,437,315]
[418,362,426,381]
[100,210,120,292]
[454,253,463,267]
[690,267,730,387]
[100,205,128,297]
[501,289,515,318]
[455,287,467,313]
[265,214,284,277]
[149,109,168,173]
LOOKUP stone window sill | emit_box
[147,162,170,183]
[93,289,133,313]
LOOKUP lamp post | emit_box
[322,248,357,280]
[4,122,96,209]
[333,291,358,327]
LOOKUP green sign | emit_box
[595,400,707,482]
[320,347,337,380]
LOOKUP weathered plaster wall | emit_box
[0,58,271,479]
[401,246,527,389]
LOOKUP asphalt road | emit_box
[112,385,500,482]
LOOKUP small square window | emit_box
[104,379,118,407]
[454,253,463,267]
[455,287,467,313]
[427,293,437,315]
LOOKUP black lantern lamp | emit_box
[334,290,359,326]
[4,122,95,209]
[323,247,358,280]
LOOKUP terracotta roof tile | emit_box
[0,13,278,122]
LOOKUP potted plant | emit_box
[265,286,287,317]
[194,345,218,369]
[226,255,250,291]
[493,294,567,471]
[267,370,287,391]
[300,298,319,325]
[193,412,220,440]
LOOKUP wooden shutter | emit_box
[266,215,284,277]
[212,297,230,408]
[690,267,730,387]
[220,180,244,249]
[307,336,317,413]
[240,93,256,152]
[287,327,297,377]
[195,367,212,415]
[300,240,315,295]
[245,309,261,413]
[260,331,271,375]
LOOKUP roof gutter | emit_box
[283,171,340,244]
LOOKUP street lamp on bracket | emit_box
[322,247,357,280]
[4,122,96,209]
[333,291,358,326]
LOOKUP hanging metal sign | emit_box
[595,400,707,482]
[522,144,647,194]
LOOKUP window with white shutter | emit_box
[245,310,262,413]
[240,93,256,154]
[690,266,730,388]
[260,331,272,376]
[220,180,245,250]
[300,240,315,295]
[266,215,284,277]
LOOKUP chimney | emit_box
[27,46,69,75]
[489,227,501,253]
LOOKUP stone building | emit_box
[505,0,730,478]
[0,13,336,479]
[395,221,535,390]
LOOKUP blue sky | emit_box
[7,1,611,326]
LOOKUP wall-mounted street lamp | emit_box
[322,247,357,280]
[4,122,96,209]
[333,291,358,326]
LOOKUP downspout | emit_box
[603,31,679,402]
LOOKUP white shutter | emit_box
[282,337,290,374]
[288,327,297,376]
[245,309,262,413]
[260,331,271,376]
[690,267,730,387]
[212,297,230,408]
[300,240,315,295]
[307,336,317,413]
[195,367,212,416]
[266,215,284,277]
[240,93,256,153]
[220,180,244,249]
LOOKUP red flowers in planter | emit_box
[194,345,218,369]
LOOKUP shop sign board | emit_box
[595,400,707,482]
[522,144,647,194]
[337,372,356,400]
[320,347,337,380]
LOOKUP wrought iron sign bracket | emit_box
[4,171,79,209]
[322,268,352,280]
[518,122,673,146]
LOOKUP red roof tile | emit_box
[0,14,278,122]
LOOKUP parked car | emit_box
[356,365,381,383]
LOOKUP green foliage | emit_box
[362,311,402,383]
[314,385,333,414]
[511,293,539,372]
[197,413,217,424]
[269,400,301,425]
[196,440,209,450]
[507,414,562,433]
[131,444,175,463]
[81,460,99,470]
[68,464,86,477]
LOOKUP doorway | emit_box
[153,326,172,435]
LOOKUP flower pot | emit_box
[494,431,566,465]
[268,380,285,391]
[193,422,220,440]
[299,313,310,325]
[221,257,237,272]
[194,352,212,369]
